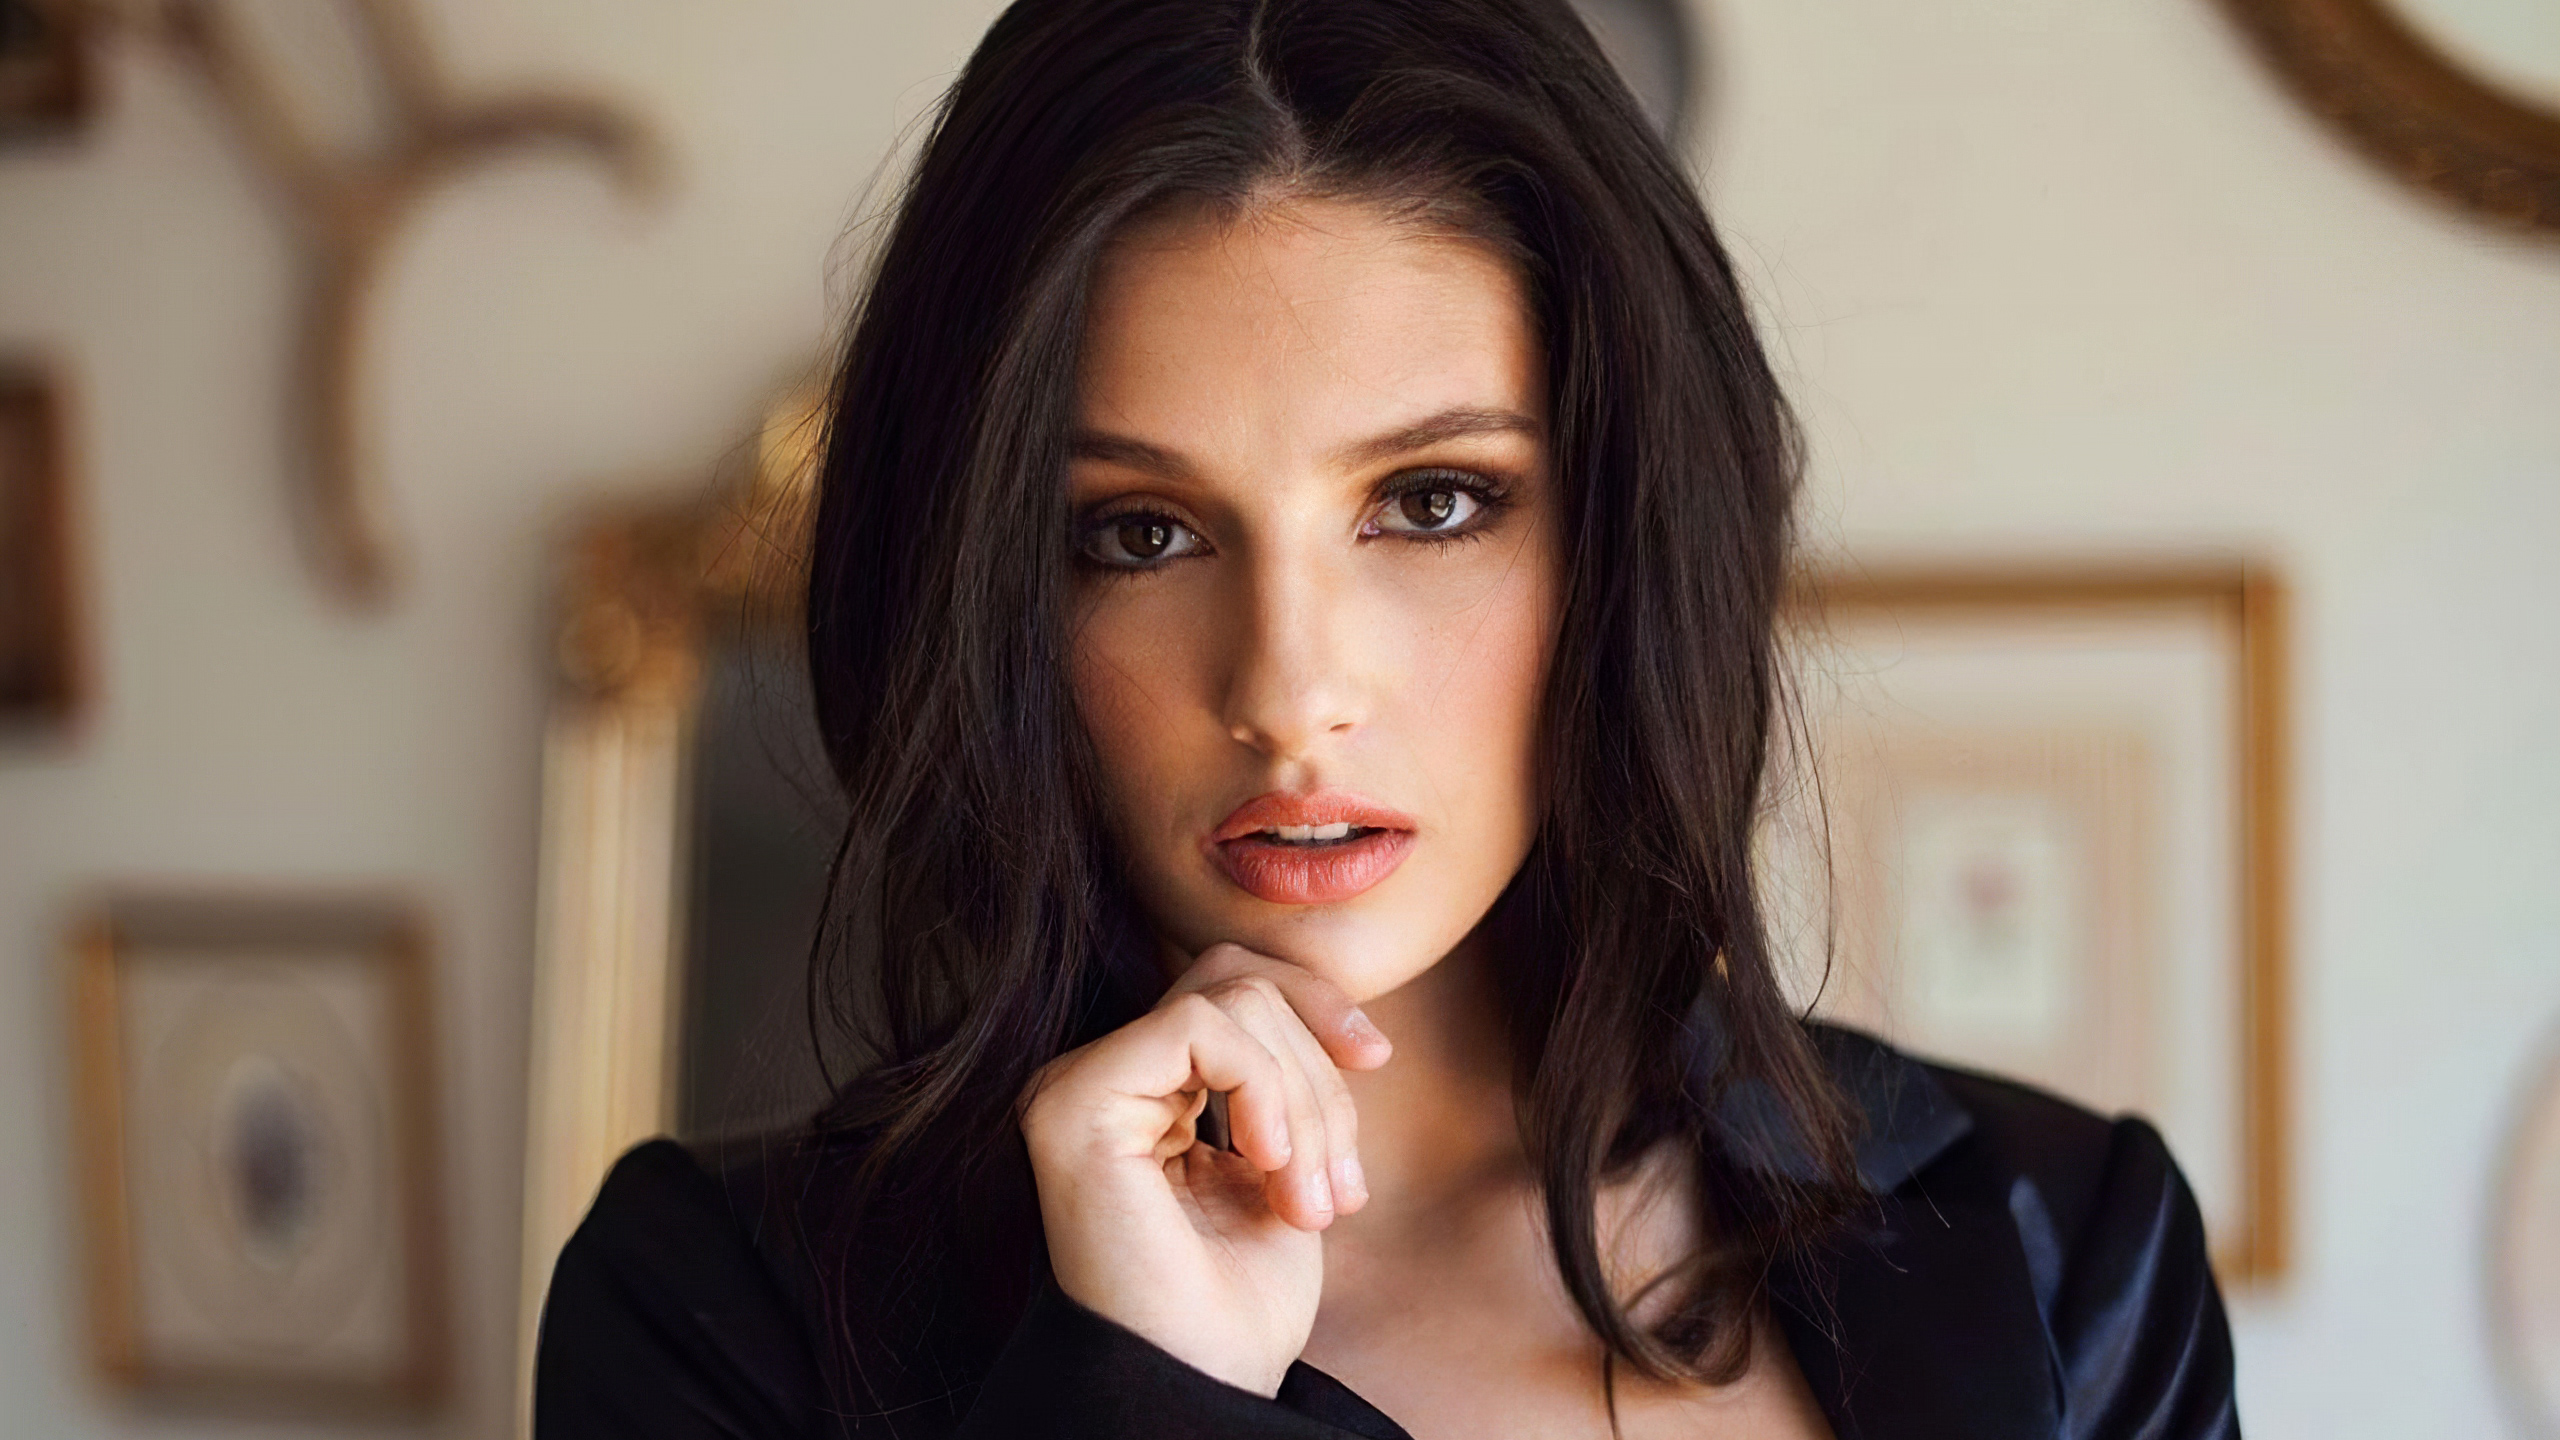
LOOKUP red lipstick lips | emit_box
[1208,790,1417,905]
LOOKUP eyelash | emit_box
[1073,468,1516,574]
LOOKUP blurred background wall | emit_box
[0,1,2552,1436]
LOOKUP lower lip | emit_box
[1212,829,1415,905]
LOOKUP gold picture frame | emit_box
[2492,1020,2560,1437]
[0,362,82,730]
[0,0,92,138]
[1780,562,2290,1283]
[71,891,449,1410]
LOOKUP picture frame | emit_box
[2493,1023,2560,1437]
[1774,562,2290,1282]
[0,0,91,138]
[71,892,448,1410]
[0,363,81,729]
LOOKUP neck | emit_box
[1335,927,1528,1229]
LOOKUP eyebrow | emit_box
[1068,406,1541,480]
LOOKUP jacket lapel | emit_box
[1716,1025,2063,1439]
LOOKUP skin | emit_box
[1022,195,1832,1438]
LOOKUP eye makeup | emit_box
[1071,464,1521,574]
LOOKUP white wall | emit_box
[0,1,2551,1436]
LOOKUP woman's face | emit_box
[1068,196,1562,1004]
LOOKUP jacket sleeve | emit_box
[536,1140,1407,1440]
[535,1142,828,1440]
[954,1282,1409,1440]
[2050,1117,2242,1440]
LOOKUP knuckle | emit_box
[1235,974,1287,1006]
[1208,976,1279,1024]
[1191,942,1254,980]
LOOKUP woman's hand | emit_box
[1020,943,1392,1396]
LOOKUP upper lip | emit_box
[1211,789,1418,844]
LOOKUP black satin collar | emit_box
[1688,1016,1976,1194]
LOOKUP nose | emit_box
[1218,547,1368,762]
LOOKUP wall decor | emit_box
[0,0,91,135]
[2210,0,2560,235]
[97,0,663,605]
[516,379,832,1417]
[0,363,80,729]
[2494,1020,2560,1437]
[1772,562,2289,1282]
[72,892,447,1409]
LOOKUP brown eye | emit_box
[1371,483,1485,536]
[1079,511,1205,569]
[1400,490,1458,528]
[1120,519,1174,558]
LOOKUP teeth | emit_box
[1263,821,1358,844]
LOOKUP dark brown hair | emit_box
[798,0,1859,1422]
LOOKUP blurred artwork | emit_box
[0,364,78,728]
[2209,0,2560,233]
[95,0,663,603]
[2496,1034,2560,1435]
[73,896,445,1409]
[0,0,89,136]
[1770,564,2287,1281]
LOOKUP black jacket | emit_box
[535,1025,2240,1439]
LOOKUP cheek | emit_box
[1389,547,1556,838]
[1068,592,1209,829]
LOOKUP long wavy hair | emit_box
[796,0,1859,1424]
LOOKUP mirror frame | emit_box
[512,388,821,1434]
[2211,0,2560,234]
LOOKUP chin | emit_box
[1163,884,1478,1006]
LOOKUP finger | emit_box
[1078,993,1294,1172]
[1208,977,1337,1230]
[1263,993,1366,1214]
[1180,943,1393,1072]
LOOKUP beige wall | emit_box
[0,2,2552,1436]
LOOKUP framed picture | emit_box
[0,364,80,728]
[0,0,91,137]
[1772,563,2289,1282]
[71,893,448,1410]
[2494,1027,2560,1438]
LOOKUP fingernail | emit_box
[1345,1008,1386,1045]
[1336,1153,1367,1204]
[1305,1169,1333,1214]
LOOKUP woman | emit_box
[537,1,2238,1436]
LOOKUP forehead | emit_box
[1077,197,1543,455]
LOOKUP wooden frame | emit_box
[71,891,448,1410]
[0,0,93,137]
[1784,561,2290,1282]
[514,382,820,1432]
[0,362,82,730]
[2491,1021,2560,1438]
[2210,0,2560,235]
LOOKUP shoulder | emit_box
[1803,1019,2189,1239]
[535,1137,838,1440]
[1801,1024,2240,1438]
